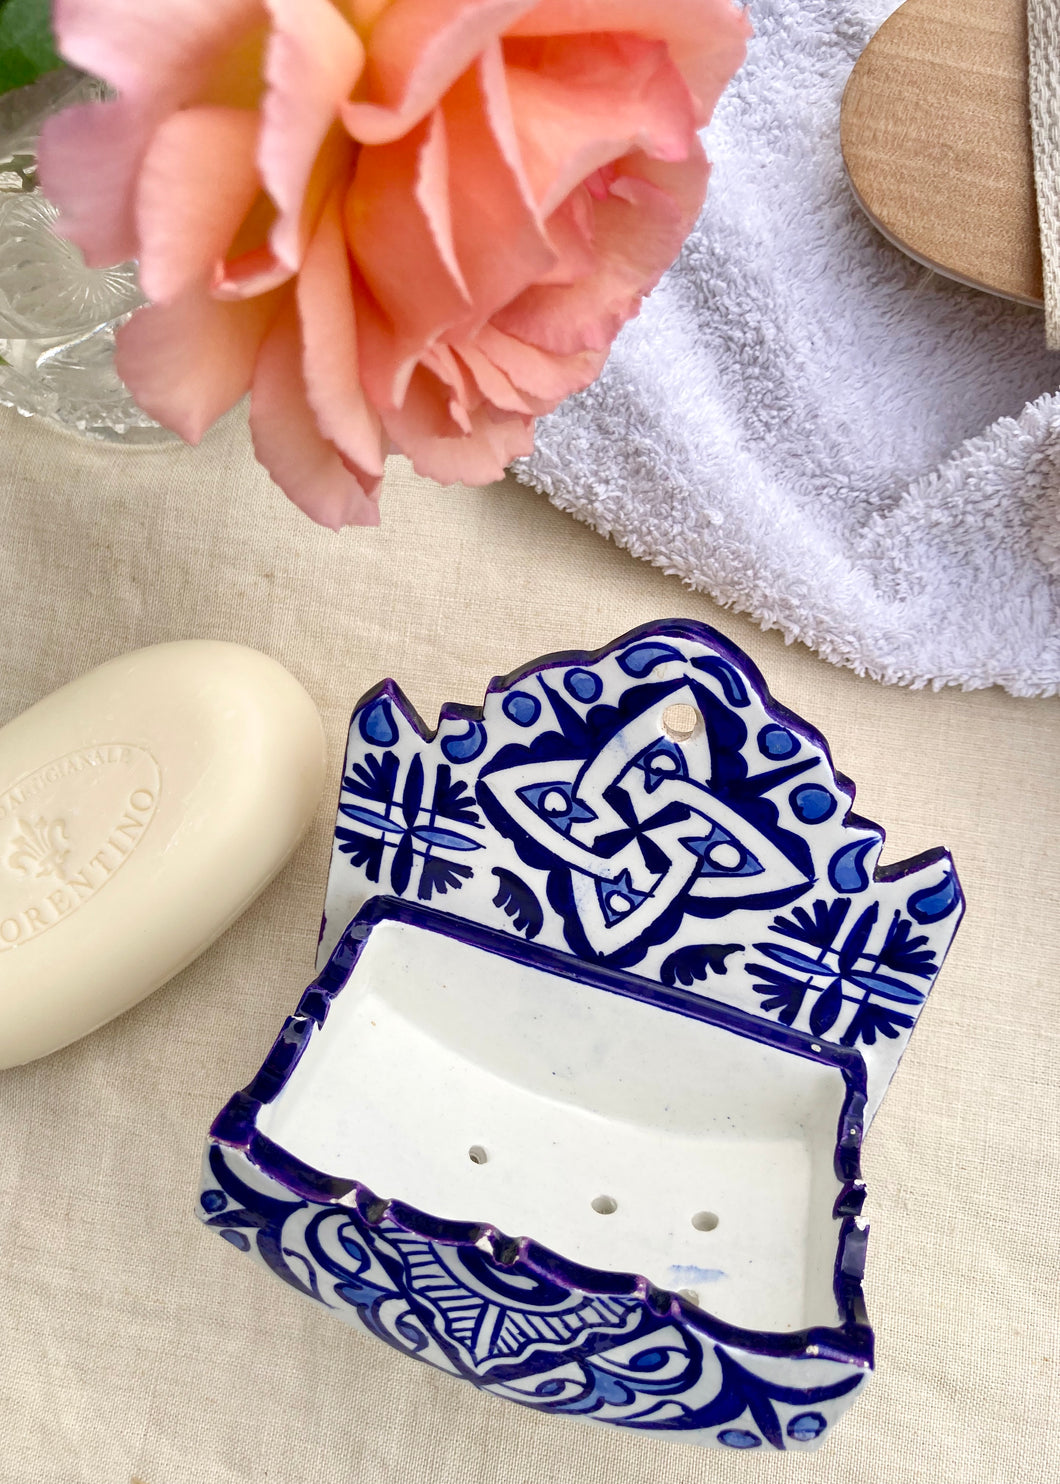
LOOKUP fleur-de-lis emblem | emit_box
[6,816,70,881]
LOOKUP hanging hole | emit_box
[661,703,699,742]
[468,1145,488,1165]
[591,1195,618,1215]
[691,1210,719,1232]
[678,1288,700,1307]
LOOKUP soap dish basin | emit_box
[200,896,872,1452]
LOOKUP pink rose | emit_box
[40,0,749,527]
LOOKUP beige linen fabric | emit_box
[0,404,1057,1484]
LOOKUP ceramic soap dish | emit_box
[198,621,964,1452]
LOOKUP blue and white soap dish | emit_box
[198,621,964,1452]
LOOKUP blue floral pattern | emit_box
[748,897,941,1045]
[199,1141,868,1450]
[321,622,964,1122]
[336,749,484,901]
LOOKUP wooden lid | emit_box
[840,0,1043,305]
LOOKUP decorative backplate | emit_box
[320,620,965,1122]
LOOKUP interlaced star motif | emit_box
[482,682,811,958]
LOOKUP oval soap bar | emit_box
[0,641,325,1068]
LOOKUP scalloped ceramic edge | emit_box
[318,618,965,1123]
[201,897,872,1453]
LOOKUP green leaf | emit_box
[0,0,61,98]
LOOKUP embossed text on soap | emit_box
[0,745,161,950]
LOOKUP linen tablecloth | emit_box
[1,405,1057,1484]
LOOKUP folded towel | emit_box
[515,0,1060,697]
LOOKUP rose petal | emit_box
[51,0,264,102]
[136,106,262,304]
[422,344,477,433]
[438,44,556,325]
[475,38,542,224]
[43,0,267,265]
[381,362,533,483]
[507,0,751,126]
[537,190,596,286]
[214,244,295,300]
[504,33,696,216]
[297,193,386,476]
[493,147,708,354]
[350,287,419,415]
[261,0,364,269]
[250,299,382,528]
[622,144,714,233]
[454,341,538,414]
[37,98,151,265]
[342,0,535,144]
[345,110,470,404]
[115,288,279,442]
[473,321,606,402]
[348,0,391,26]
[413,103,469,297]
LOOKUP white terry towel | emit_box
[515,0,1060,697]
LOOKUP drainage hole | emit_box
[468,1145,488,1165]
[691,1210,719,1232]
[591,1195,618,1215]
[661,703,699,742]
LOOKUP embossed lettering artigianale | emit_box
[6,816,70,881]
[0,745,134,823]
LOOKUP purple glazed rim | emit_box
[211,894,874,1372]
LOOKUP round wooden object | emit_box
[840,0,1043,306]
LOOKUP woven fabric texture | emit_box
[1029,0,1060,348]
[0,406,1057,1484]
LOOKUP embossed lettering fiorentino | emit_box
[0,746,161,950]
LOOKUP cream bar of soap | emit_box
[0,641,325,1067]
